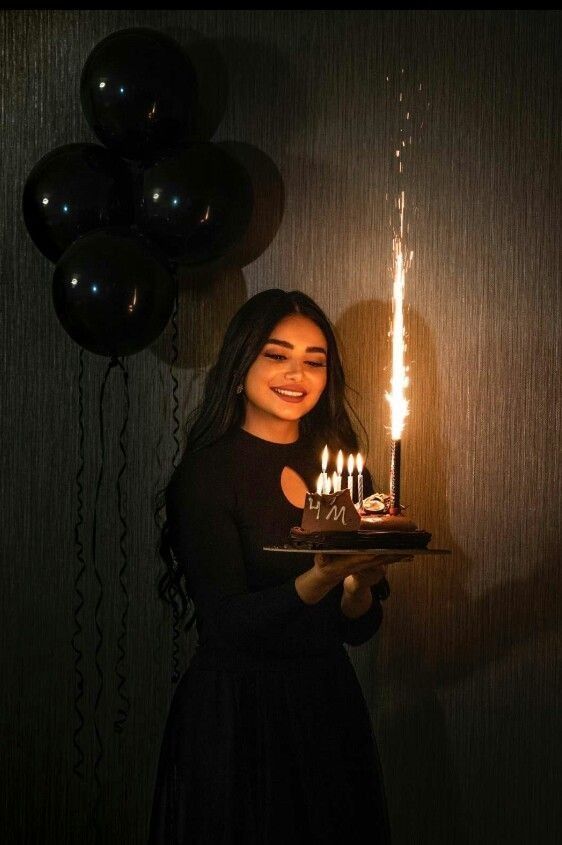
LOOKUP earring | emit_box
[236,383,244,394]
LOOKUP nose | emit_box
[284,358,304,379]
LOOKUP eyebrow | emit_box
[265,337,327,355]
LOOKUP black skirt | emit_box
[148,647,392,844]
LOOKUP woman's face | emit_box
[243,314,328,429]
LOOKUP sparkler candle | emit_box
[347,453,355,501]
[385,190,411,515]
[336,449,344,492]
[356,452,364,509]
[389,440,401,513]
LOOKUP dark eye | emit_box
[306,361,326,368]
[263,352,285,361]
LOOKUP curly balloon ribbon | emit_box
[90,354,122,836]
[72,346,86,781]
[170,291,180,471]
[169,292,182,684]
[114,357,130,733]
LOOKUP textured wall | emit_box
[1,9,560,844]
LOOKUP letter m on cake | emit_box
[301,488,361,533]
[326,503,347,524]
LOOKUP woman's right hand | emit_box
[295,550,410,604]
[313,550,411,586]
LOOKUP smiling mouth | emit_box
[271,387,307,401]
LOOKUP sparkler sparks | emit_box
[383,71,424,512]
[385,190,412,441]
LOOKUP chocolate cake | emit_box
[289,488,431,550]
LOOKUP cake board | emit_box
[264,547,451,558]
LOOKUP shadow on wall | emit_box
[146,25,288,661]
[148,26,287,373]
[156,24,229,142]
[335,297,467,842]
[149,138,286,378]
[335,299,559,844]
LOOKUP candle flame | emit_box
[336,449,344,475]
[322,444,329,472]
[347,453,355,475]
[385,190,411,441]
[356,452,363,474]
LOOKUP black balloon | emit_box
[80,28,198,161]
[23,143,134,263]
[52,229,175,357]
[138,144,253,264]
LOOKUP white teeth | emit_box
[273,388,305,397]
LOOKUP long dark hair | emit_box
[155,288,369,628]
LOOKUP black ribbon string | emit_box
[72,348,131,835]
[89,354,129,837]
[170,292,180,468]
[72,346,86,781]
[114,357,130,733]
[169,292,182,684]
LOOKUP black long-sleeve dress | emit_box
[149,426,392,844]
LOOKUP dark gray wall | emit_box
[2,9,560,844]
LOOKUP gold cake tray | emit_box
[264,546,451,558]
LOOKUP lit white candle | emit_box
[336,449,344,492]
[347,453,355,500]
[321,444,329,493]
[324,475,332,494]
[356,452,364,508]
[331,471,338,493]
[316,474,324,494]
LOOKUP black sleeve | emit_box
[166,451,309,654]
[339,590,384,646]
[338,466,387,646]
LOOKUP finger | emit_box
[371,554,412,564]
[352,558,389,572]
[349,553,393,565]
[347,559,390,575]
[328,552,378,563]
[359,563,387,574]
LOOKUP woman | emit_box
[149,289,405,844]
